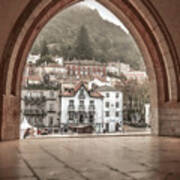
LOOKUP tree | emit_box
[120,79,150,123]
[61,45,75,60]
[73,25,94,60]
[31,6,144,70]
[40,40,49,57]
[35,40,56,66]
[31,43,40,55]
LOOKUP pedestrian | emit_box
[23,128,31,139]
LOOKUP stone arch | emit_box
[0,0,179,140]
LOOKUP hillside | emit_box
[31,4,144,70]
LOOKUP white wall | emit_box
[145,104,150,125]
[88,79,111,89]
[100,91,123,124]
[60,86,103,125]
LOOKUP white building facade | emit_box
[21,89,60,127]
[96,86,123,132]
[60,82,104,133]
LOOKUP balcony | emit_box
[23,109,46,116]
[46,98,56,101]
[88,105,95,112]
[24,96,46,106]
[68,105,75,111]
[47,110,56,114]
[78,105,85,111]
[78,94,85,99]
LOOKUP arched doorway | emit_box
[0,0,179,141]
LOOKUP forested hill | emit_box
[31,4,144,70]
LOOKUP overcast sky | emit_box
[79,0,129,33]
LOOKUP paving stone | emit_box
[0,167,33,179]
[1,136,180,180]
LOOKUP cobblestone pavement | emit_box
[1,136,180,180]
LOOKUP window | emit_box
[49,117,53,126]
[116,112,119,117]
[69,112,74,121]
[105,111,110,117]
[89,114,94,123]
[105,102,110,108]
[49,104,54,111]
[79,88,85,99]
[69,100,75,111]
[79,100,85,111]
[69,100,74,106]
[80,100,84,106]
[116,102,119,108]
[106,93,110,98]
[116,93,119,98]
[90,100,94,105]
[89,100,95,111]
[50,91,54,97]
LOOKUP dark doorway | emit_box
[106,123,109,132]
[79,114,84,123]
[89,114,94,123]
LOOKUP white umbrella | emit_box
[20,117,32,130]
[20,117,37,139]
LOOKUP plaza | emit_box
[1,136,180,180]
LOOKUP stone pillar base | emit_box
[150,107,159,135]
[159,104,180,136]
[1,95,20,141]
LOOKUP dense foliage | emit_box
[31,5,144,70]
[73,26,94,60]
[120,79,150,123]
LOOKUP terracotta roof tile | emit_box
[90,91,104,98]
[60,81,103,98]
[28,75,41,81]
[46,63,63,68]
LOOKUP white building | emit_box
[106,76,122,87]
[36,64,67,80]
[21,89,60,127]
[119,63,130,73]
[145,104,150,126]
[54,57,64,66]
[106,66,119,75]
[60,82,123,133]
[107,62,131,75]
[27,75,42,85]
[96,86,123,132]
[60,82,104,133]
[123,71,148,83]
[88,78,111,89]
[27,54,40,63]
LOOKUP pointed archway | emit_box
[0,0,180,140]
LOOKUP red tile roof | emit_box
[46,63,63,68]
[27,75,41,81]
[60,81,103,98]
[74,81,87,93]
[90,91,104,98]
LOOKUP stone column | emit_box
[150,106,159,135]
[159,103,180,136]
[1,95,20,141]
